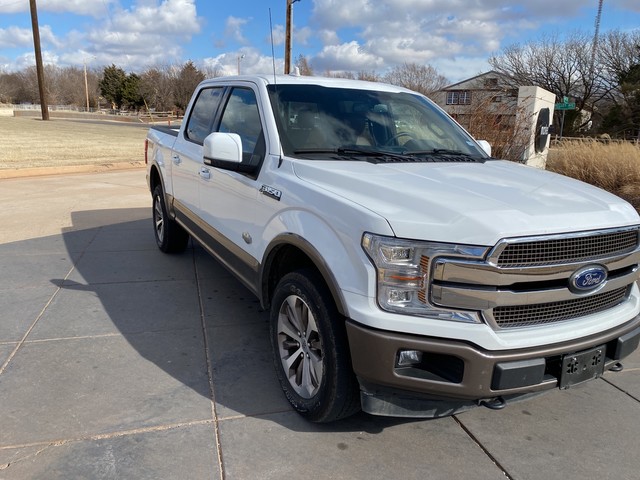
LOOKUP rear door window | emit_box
[185,87,223,144]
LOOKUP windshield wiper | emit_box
[293,147,415,162]
[291,147,484,164]
[402,148,489,163]
[405,148,472,156]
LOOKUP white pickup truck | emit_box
[146,74,640,422]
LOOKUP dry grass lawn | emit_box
[2,116,639,214]
[0,116,149,169]
[547,140,640,212]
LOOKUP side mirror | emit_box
[476,140,492,156]
[203,132,243,165]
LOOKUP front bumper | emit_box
[346,315,640,417]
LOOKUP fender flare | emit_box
[260,232,356,317]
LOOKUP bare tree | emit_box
[324,70,380,82]
[0,71,22,104]
[16,67,40,104]
[295,54,313,76]
[357,71,380,82]
[139,66,175,112]
[599,30,640,100]
[489,32,612,131]
[383,63,449,97]
[325,70,355,79]
[203,64,223,79]
[490,30,640,135]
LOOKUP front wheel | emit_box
[152,184,189,253]
[270,270,360,422]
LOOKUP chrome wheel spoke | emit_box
[154,197,164,241]
[277,294,323,399]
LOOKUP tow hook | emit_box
[478,397,507,410]
[609,362,624,372]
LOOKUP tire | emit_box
[152,184,189,253]
[270,269,360,422]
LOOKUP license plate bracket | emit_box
[559,345,606,388]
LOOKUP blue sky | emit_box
[0,0,639,82]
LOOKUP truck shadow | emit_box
[55,208,419,434]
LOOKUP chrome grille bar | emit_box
[494,228,639,268]
[492,287,629,328]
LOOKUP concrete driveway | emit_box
[1,169,639,479]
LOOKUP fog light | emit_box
[388,289,411,304]
[397,349,423,367]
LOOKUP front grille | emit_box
[496,229,639,267]
[493,287,629,329]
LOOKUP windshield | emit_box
[267,84,488,161]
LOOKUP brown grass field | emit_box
[0,116,148,170]
[547,140,640,212]
[1,115,639,212]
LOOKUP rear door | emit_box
[171,86,224,219]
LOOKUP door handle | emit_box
[199,168,211,180]
[172,154,181,165]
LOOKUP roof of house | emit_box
[440,70,515,91]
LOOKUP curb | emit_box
[0,161,146,179]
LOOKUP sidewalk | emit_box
[0,170,639,479]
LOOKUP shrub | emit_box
[547,140,640,212]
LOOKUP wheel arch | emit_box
[260,234,349,317]
[148,163,163,194]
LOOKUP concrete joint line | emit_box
[602,377,640,403]
[0,419,215,452]
[453,415,516,480]
[193,250,226,480]
[0,276,68,376]
[0,227,101,375]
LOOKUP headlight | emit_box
[362,233,489,323]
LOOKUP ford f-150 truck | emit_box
[146,74,640,422]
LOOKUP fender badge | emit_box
[260,185,282,201]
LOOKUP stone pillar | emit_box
[516,86,556,169]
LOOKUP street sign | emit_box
[555,102,576,110]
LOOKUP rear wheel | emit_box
[152,184,189,253]
[270,269,360,422]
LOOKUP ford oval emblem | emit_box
[569,266,608,293]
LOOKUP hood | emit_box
[292,159,639,245]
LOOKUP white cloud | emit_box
[295,26,313,47]
[317,29,340,46]
[270,24,285,47]
[312,41,385,73]
[430,56,492,84]
[203,48,283,77]
[225,16,251,45]
[79,0,202,71]
[305,0,594,75]
[618,0,640,13]
[0,0,119,17]
[0,25,60,49]
[0,26,35,49]
[0,1,202,71]
[108,0,201,37]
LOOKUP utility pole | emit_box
[84,61,90,112]
[237,54,245,75]
[284,0,300,74]
[29,0,49,120]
